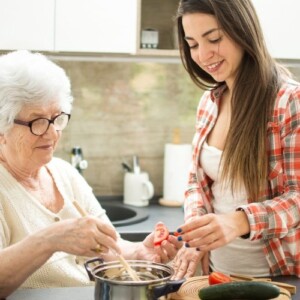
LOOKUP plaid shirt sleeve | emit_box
[238,80,300,276]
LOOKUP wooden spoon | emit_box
[73,200,141,281]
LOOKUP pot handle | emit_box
[153,278,185,298]
[84,257,104,281]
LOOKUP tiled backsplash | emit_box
[53,58,300,197]
[54,59,201,196]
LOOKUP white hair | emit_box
[0,50,73,134]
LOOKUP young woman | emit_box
[172,0,300,278]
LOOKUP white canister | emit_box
[141,28,159,49]
[123,172,154,207]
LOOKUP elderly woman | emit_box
[0,50,180,298]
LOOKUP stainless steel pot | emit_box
[85,257,185,300]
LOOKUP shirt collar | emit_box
[211,84,227,102]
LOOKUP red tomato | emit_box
[154,223,169,246]
[208,272,232,285]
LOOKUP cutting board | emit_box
[168,276,291,300]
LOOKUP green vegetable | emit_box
[198,281,280,300]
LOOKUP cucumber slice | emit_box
[198,281,280,300]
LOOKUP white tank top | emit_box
[200,142,270,276]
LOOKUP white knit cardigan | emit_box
[0,157,112,288]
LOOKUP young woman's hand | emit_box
[172,247,208,279]
[176,211,250,252]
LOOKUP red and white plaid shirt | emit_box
[184,79,300,277]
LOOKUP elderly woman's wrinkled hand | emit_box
[136,226,183,263]
[43,216,120,257]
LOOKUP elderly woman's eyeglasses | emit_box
[14,112,71,136]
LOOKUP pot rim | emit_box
[89,259,174,285]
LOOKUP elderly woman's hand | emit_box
[42,216,120,257]
[135,222,183,263]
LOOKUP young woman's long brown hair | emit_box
[176,0,286,201]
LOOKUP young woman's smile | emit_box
[182,13,244,89]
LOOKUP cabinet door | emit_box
[252,0,300,59]
[55,0,138,53]
[0,0,54,51]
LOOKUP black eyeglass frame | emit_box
[14,112,71,136]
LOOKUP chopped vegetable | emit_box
[154,223,169,246]
[208,272,232,285]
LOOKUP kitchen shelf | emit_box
[136,49,179,57]
[137,0,180,57]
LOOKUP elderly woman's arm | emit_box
[0,216,119,298]
[0,233,53,297]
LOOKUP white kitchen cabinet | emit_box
[1,0,298,59]
[252,0,300,59]
[55,0,138,54]
[138,0,300,59]
[0,0,54,51]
